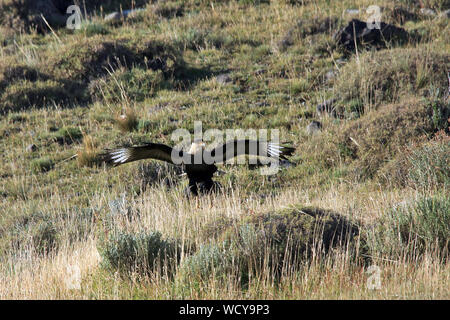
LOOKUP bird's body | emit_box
[100,139,295,196]
[184,162,218,196]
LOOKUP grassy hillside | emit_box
[0,0,449,299]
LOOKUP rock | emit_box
[280,159,295,169]
[254,69,266,75]
[316,98,337,117]
[391,7,418,24]
[104,8,144,23]
[325,69,337,82]
[26,144,38,152]
[216,73,232,85]
[123,9,144,17]
[24,1,69,31]
[420,8,436,17]
[108,194,128,216]
[333,19,409,52]
[252,101,269,108]
[345,9,360,15]
[306,121,322,135]
[439,9,450,18]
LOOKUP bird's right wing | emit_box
[208,139,295,164]
[99,143,179,166]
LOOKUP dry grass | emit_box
[0,182,448,299]
[0,0,448,299]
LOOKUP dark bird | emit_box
[100,139,295,195]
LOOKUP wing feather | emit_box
[208,139,294,163]
[100,143,179,166]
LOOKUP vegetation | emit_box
[366,194,450,259]
[0,0,448,299]
[99,231,182,277]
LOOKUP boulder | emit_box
[306,120,322,135]
[420,8,436,17]
[26,144,38,152]
[24,0,69,31]
[104,9,144,23]
[333,19,409,52]
[439,9,450,18]
[391,7,419,24]
[215,73,232,85]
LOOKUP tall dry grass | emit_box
[0,181,448,299]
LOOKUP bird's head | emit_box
[188,139,206,154]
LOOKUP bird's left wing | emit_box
[99,143,179,166]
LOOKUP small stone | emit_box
[122,8,144,18]
[216,73,232,85]
[26,144,38,152]
[253,101,269,107]
[333,19,408,52]
[306,121,322,135]
[325,70,336,82]
[439,9,450,18]
[345,9,360,15]
[391,7,418,24]
[254,69,266,75]
[108,194,128,216]
[420,8,436,17]
[280,159,295,168]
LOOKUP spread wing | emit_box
[208,139,295,164]
[99,143,181,166]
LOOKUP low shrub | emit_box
[331,98,439,181]
[30,157,54,173]
[366,194,450,259]
[99,231,182,277]
[8,212,59,255]
[408,132,450,190]
[77,135,100,167]
[334,48,449,108]
[178,206,360,287]
[90,67,166,104]
[54,127,83,144]
[0,79,73,114]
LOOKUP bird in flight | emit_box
[100,139,295,195]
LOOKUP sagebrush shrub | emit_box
[178,206,361,288]
[408,136,450,190]
[99,231,181,276]
[367,195,450,259]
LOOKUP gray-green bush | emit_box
[367,195,450,259]
[408,137,450,190]
[178,206,361,288]
[99,231,181,277]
